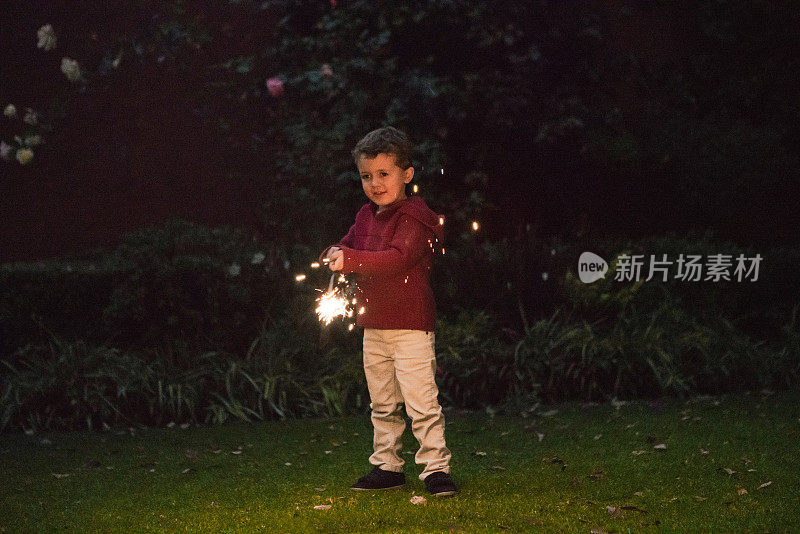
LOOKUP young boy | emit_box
[320,126,458,497]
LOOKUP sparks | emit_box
[472,221,480,231]
[310,262,320,269]
[412,184,419,193]
[439,216,445,225]
[295,274,307,282]
[315,286,350,325]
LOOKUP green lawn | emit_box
[2,390,799,533]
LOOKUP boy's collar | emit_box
[369,196,409,216]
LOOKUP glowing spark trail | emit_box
[315,273,351,325]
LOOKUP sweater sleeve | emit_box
[339,215,433,277]
[318,223,357,263]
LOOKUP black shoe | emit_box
[424,471,458,497]
[351,466,406,491]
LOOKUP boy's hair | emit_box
[351,126,414,170]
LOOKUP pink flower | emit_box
[266,77,284,97]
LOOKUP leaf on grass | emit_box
[653,443,667,450]
[606,505,621,518]
[758,481,772,489]
[590,529,610,534]
[542,456,567,470]
[587,468,604,480]
[324,450,332,454]
[284,462,292,466]
[540,409,559,417]
[722,467,735,475]
[473,451,487,456]
[634,491,644,497]
[632,450,647,455]
[181,468,191,474]
[621,505,647,513]
[699,448,709,455]
[315,487,325,491]
[537,432,545,442]
[491,465,506,470]
[231,450,242,455]
[593,434,602,440]
[211,449,222,454]
[184,448,199,460]
[410,495,427,505]
[737,487,748,495]
[52,473,69,479]
[313,504,331,510]
[500,430,511,437]
[694,496,707,501]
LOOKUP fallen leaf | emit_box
[211,449,222,454]
[722,467,735,475]
[694,496,707,501]
[181,468,191,474]
[737,487,747,495]
[410,495,427,505]
[699,448,709,455]
[540,409,558,417]
[324,450,332,454]
[315,487,325,492]
[184,449,199,460]
[593,434,602,440]
[606,505,621,518]
[313,504,331,510]
[758,481,772,489]
[536,432,545,442]
[653,443,667,450]
[621,505,647,513]
[634,491,644,497]
[500,431,511,437]
[52,473,69,479]
[284,462,292,466]
[631,450,647,455]
[473,451,487,456]
[231,450,242,455]
[491,465,506,470]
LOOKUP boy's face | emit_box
[357,153,414,209]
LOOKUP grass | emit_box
[1,390,799,533]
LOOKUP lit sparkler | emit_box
[315,273,352,326]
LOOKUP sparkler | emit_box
[315,273,352,326]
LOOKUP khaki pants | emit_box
[362,328,452,481]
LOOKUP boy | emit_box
[320,126,458,497]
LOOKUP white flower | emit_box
[227,262,241,277]
[23,108,38,125]
[3,104,16,118]
[24,135,42,147]
[37,24,57,51]
[61,57,82,82]
[0,141,12,161]
[251,251,265,264]
[16,147,34,165]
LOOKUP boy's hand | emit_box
[327,248,344,271]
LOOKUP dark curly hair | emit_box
[351,126,414,170]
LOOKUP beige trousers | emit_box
[362,328,452,481]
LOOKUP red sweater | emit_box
[320,195,443,331]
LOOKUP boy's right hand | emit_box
[327,248,344,271]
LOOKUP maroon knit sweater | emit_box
[320,195,443,331]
